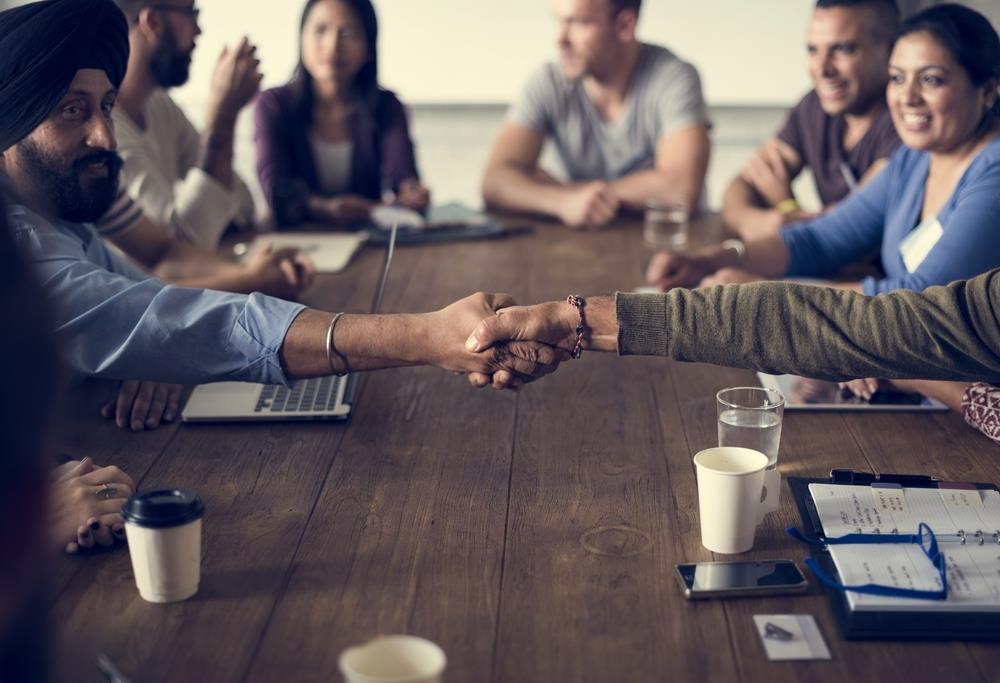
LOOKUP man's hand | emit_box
[464,296,621,388]
[317,195,374,226]
[419,293,571,389]
[395,179,431,212]
[101,380,183,431]
[645,250,717,291]
[699,268,764,287]
[207,37,263,123]
[740,142,794,207]
[466,301,578,355]
[558,181,620,229]
[244,242,316,298]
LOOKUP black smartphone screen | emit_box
[677,561,806,592]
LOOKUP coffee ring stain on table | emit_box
[580,524,653,558]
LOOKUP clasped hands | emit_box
[426,293,583,390]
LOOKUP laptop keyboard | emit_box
[254,376,345,413]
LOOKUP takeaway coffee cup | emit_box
[693,447,775,554]
[339,635,447,683]
[122,489,205,603]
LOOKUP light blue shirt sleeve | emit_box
[780,165,891,279]
[11,208,305,385]
[862,158,1000,295]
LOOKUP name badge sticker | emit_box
[899,215,944,273]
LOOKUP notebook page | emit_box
[828,543,1000,611]
[808,484,1000,536]
[246,233,366,273]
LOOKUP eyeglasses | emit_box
[149,4,200,21]
[788,522,948,601]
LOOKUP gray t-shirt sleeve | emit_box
[506,64,557,135]
[650,59,709,139]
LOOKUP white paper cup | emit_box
[693,447,774,554]
[339,635,446,683]
[122,489,205,603]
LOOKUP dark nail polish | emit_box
[89,520,100,530]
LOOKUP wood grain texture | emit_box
[51,216,999,682]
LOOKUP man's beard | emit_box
[14,139,122,223]
[149,25,194,88]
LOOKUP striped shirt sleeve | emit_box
[94,188,144,238]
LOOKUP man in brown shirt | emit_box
[722,0,902,240]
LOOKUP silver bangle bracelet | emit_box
[325,312,348,377]
[720,238,747,265]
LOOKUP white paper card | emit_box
[244,232,366,273]
[753,615,831,661]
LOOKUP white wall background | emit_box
[171,0,816,107]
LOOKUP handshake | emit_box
[412,292,618,390]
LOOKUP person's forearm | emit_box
[721,178,784,239]
[740,235,791,277]
[482,164,570,217]
[169,268,259,294]
[279,309,432,379]
[198,111,237,190]
[573,296,619,352]
[609,169,702,216]
[153,241,242,282]
[892,380,967,412]
[614,271,1000,382]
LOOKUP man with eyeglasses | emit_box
[110,0,259,249]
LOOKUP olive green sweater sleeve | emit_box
[615,269,1000,382]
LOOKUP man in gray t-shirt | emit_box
[482,0,711,229]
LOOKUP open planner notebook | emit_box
[808,483,1000,612]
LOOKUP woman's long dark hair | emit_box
[288,0,381,124]
[895,3,1000,121]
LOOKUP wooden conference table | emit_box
[53,216,1000,683]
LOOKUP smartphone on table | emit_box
[675,560,808,599]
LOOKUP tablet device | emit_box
[756,373,948,412]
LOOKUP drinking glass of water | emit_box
[716,387,785,469]
[717,386,785,513]
[643,198,689,251]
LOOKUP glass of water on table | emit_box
[716,387,785,513]
[643,198,689,251]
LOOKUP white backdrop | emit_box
[169,0,817,107]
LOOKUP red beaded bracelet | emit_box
[566,294,587,359]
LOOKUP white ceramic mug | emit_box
[693,447,776,554]
[339,635,446,683]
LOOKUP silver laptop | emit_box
[181,225,397,423]
[757,372,948,412]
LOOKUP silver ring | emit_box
[96,484,116,500]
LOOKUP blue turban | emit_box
[0,0,129,151]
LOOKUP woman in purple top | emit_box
[254,0,429,228]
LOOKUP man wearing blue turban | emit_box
[0,0,129,222]
[0,0,562,423]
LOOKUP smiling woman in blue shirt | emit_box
[645,3,1000,296]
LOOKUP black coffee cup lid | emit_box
[122,489,204,528]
